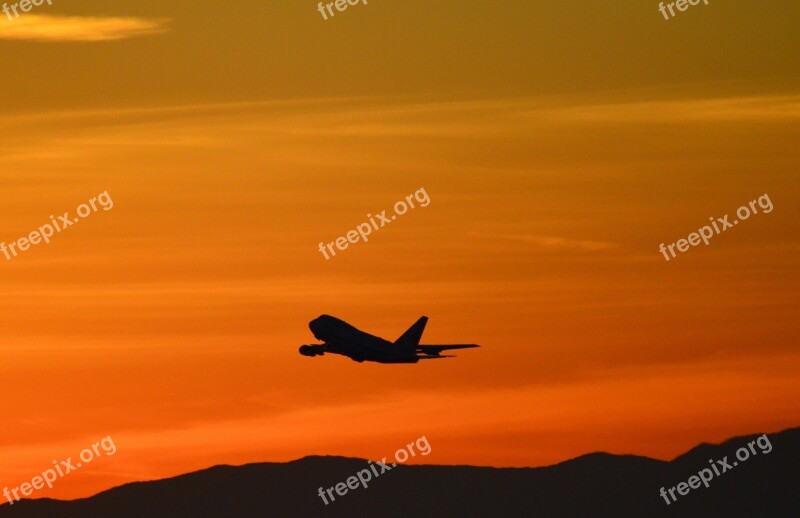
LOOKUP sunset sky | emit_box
[1,0,799,501]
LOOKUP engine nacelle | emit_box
[299,344,325,357]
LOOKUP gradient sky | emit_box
[1,0,799,501]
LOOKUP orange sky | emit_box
[1,0,799,501]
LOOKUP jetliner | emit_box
[299,315,479,363]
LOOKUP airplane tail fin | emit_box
[395,316,428,353]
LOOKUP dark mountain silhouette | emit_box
[2,427,798,517]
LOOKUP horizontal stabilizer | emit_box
[417,344,480,356]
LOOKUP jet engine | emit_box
[299,344,325,357]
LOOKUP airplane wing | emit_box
[417,344,480,356]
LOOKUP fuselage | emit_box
[306,315,419,363]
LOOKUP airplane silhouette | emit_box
[299,315,479,363]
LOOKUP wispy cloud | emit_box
[0,15,170,42]
[539,95,800,124]
[485,233,615,252]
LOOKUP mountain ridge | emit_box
[2,426,798,517]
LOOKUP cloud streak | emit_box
[0,14,170,42]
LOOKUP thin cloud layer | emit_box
[499,234,615,252]
[0,14,170,42]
